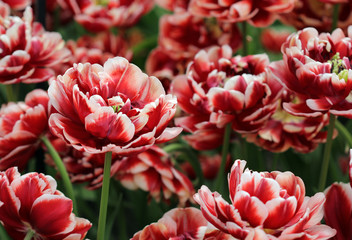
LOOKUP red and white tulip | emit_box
[48,57,182,155]
[0,7,70,84]
[0,89,49,171]
[171,45,282,149]
[0,167,91,239]
[271,27,352,118]
[194,160,337,239]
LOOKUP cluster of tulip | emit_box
[0,0,352,239]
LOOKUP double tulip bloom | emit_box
[194,160,336,239]
[48,57,182,154]
[0,89,49,170]
[172,45,282,150]
[271,27,352,118]
[0,7,70,84]
[0,167,91,239]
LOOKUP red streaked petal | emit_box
[30,194,75,236]
[208,87,244,112]
[233,191,268,227]
[264,197,297,229]
[324,183,352,239]
[84,107,135,142]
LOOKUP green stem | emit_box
[242,21,248,56]
[214,124,232,193]
[318,114,336,192]
[97,151,112,240]
[331,4,340,32]
[163,143,204,187]
[5,84,15,102]
[335,120,352,147]
[40,136,77,214]
[24,230,35,240]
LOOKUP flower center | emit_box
[108,95,132,114]
[95,0,109,6]
[108,96,124,113]
[328,53,349,82]
[272,105,303,124]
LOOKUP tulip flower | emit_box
[194,160,337,239]
[0,167,91,240]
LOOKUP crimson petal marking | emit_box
[138,150,173,178]
[119,157,149,174]
[137,76,165,105]
[244,228,269,240]
[226,75,248,93]
[304,192,325,228]
[11,173,57,221]
[119,174,139,190]
[134,169,160,192]
[225,221,248,239]
[170,75,196,114]
[283,102,324,117]
[208,87,244,112]
[275,172,305,201]
[264,197,297,229]
[12,105,47,135]
[0,50,30,73]
[124,128,156,149]
[62,217,92,240]
[49,114,97,152]
[209,112,235,128]
[24,89,49,109]
[244,79,265,109]
[253,177,281,203]
[84,107,134,142]
[306,98,334,112]
[324,183,352,240]
[175,115,209,132]
[30,194,75,236]
[22,68,54,84]
[106,112,135,143]
[233,191,268,227]
[105,57,165,103]
[194,186,229,232]
[155,127,183,144]
[131,112,149,133]
[302,225,337,240]
[0,173,22,229]
[48,80,80,123]
[72,86,102,123]
[229,160,246,203]
[0,144,36,171]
